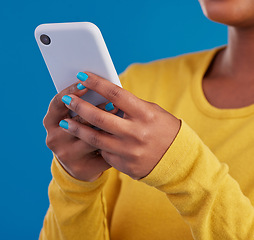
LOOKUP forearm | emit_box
[39,156,110,240]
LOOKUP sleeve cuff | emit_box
[139,120,201,187]
[52,155,110,194]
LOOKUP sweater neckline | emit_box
[191,46,254,119]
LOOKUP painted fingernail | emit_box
[77,83,86,90]
[77,72,88,81]
[59,120,69,129]
[62,95,72,105]
[105,102,114,111]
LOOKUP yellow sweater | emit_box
[40,47,254,240]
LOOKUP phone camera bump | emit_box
[40,34,51,45]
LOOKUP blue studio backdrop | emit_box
[0,0,227,239]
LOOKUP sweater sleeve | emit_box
[39,156,110,240]
[140,120,254,240]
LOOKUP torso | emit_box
[108,49,254,240]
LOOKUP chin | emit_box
[199,0,254,28]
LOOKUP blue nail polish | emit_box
[77,83,86,90]
[59,120,69,129]
[62,95,72,105]
[105,102,114,111]
[77,72,88,81]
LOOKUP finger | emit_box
[69,138,98,155]
[71,101,119,126]
[62,94,128,136]
[72,115,91,125]
[77,72,144,117]
[44,82,88,129]
[97,101,119,115]
[51,82,88,114]
[47,129,97,159]
[45,128,78,152]
[59,118,123,154]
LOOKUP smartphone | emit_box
[34,22,122,117]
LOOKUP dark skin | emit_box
[44,0,254,182]
[60,73,181,180]
[199,0,254,108]
[43,82,117,181]
[44,74,180,181]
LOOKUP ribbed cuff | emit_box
[52,155,109,194]
[139,120,199,188]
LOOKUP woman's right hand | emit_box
[43,82,113,182]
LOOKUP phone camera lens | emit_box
[40,34,51,45]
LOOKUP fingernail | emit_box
[62,95,72,105]
[105,102,114,111]
[59,120,69,129]
[77,83,86,90]
[77,72,88,81]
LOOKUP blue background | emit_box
[0,0,227,239]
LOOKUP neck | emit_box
[218,26,254,81]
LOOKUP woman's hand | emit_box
[43,82,116,182]
[60,72,181,180]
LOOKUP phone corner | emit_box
[34,23,43,39]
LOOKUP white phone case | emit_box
[34,22,122,116]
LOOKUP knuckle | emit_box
[107,86,121,100]
[42,110,52,128]
[45,135,57,150]
[51,94,60,107]
[91,114,105,126]
[74,115,86,124]
[70,125,80,136]
[144,108,157,122]
[88,132,101,147]
[43,115,48,128]
[136,128,150,143]
[67,84,77,94]
[72,99,81,113]
[129,147,143,161]
[87,76,100,89]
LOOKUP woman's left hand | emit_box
[60,72,181,180]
